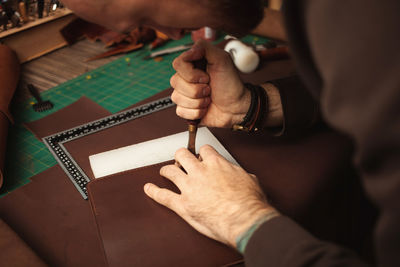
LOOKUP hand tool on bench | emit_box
[143,43,193,59]
[28,84,54,112]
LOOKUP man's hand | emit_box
[144,145,276,247]
[170,40,251,128]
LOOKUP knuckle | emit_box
[159,165,170,177]
[170,74,177,88]
[200,97,210,108]
[172,58,181,70]
[192,84,205,98]
[176,147,187,157]
[187,75,199,84]
[196,108,207,118]
[199,144,213,154]
[175,106,187,119]
[170,90,179,104]
[155,190,168,203]
[185,84,200,99]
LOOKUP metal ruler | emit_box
[43,96,175,199]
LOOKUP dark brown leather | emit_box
[60,88,360,255]
[63,95,187,180]
[0,219,47,267]
[7,60,360,265]
[0,44,19,121]
[0,45,20,188]
[87,163,242,267]
[0,165,107,267]
[0,97,111,266]
[0,112,9,188]
[24,96,111,140]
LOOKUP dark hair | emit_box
[210,0,265,36]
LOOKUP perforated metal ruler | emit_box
[43,96,175,199]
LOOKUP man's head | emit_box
[62,0,264,39]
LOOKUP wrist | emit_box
[234,208,280,253]
[230,86,252,126]
[227,206,278,248]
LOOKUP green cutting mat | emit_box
[0,34,268,196]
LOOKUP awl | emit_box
[187,58,208,155]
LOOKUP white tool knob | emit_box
[224,39,259,73]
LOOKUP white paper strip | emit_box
[89,127,238,178]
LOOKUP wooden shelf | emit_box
[0,9,77,63]
[0,9,73,39]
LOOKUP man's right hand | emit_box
[170,40,251,128]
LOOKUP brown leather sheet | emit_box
[25,96,111,140]
[0,112,9,189]
[0,45,19,122]
[2,58,363,265]
[87,163,241,267]
[0,219,47,267]
[0,45,20,188]
[0,97,111,266]
[70,89,359,249]
[0,165,107,267]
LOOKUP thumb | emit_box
[183,40,232,68]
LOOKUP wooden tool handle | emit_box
[28,84,43,103]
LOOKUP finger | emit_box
[174,148,201,174]
[170,74,211,99]
[172,49,209,84]
[176,105,207,120]
[196,40,233,70]
[171,90,210,109]
[181,41,206,62]
[188,40,234,72]
[198,145,227,165]
[159,164,186,188]
[144,183,181,212]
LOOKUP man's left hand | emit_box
[144,145,276,248]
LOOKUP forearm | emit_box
[252,8,287,41]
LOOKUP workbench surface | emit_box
[0,34,267,196]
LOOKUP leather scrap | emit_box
[0,219,47,267]
[0,45,20,188]
[0,165,107,267]
[0,97,112,266]
[60,18,156,61]
[85,43,143,62]
[24,96,111,140]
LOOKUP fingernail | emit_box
[199,77,208,83]
[144,183,150,191]
[203,86,210,96]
